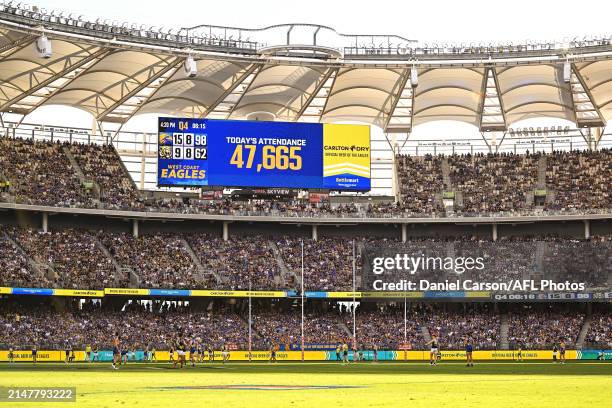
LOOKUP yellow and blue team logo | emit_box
[159,132,172,146]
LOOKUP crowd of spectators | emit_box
[1,138,612,218]
[0,300,605,351]
[98,232,209,289]
[7,227,120,289]
[0,300,251,350]
[276,237,362,291]
[396,154,445,215]
[252,308,347,348]
[545,149,612,212]
[69,143,143,210]
[0,232,49,287]
[349,306,424,350]
[508,305,585,349]
[0,228,609,291]
[187,234,280,290]
[584,310,612,348]
[0,138,93,207]
[542,239,611,288]
[448,152,539,214]
[425,304,500,349]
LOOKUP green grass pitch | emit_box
[0,362,610,407]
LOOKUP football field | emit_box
[0,362,610,407]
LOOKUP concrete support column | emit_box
[401,224,407,243]
[42,212,48,233]
[312,225,318,241]
[132,219,139,238]
[584,220,590,240]
[492,223,498,242]
[223,221,229,241]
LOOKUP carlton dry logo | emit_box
[322,123,371,189]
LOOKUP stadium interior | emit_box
[0,2,610,363]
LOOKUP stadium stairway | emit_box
[576,315,591,349]
[1,230,49,283]
[112,144,141,193]
[421,325,432,343]
[180,237,222,285]
[62,146,102,205]
[441,157,452,187]
[393,154,402,203]
[536,155,547,189]
[92,235,130,286]
[339,321,353,339]
[500,313,510,349]
[269,240,299,287]
[440,157,456,214]
[4,229,58,283]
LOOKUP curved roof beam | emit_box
[246,82,312,94]
[142,95,210,108]
[505,101,573,112]
[323,103,386,115]
[589,77,612,90]
[329,85,392,97]
[502,82,568,95]
[415,85,479,97]
[414,103,477,115]
[148,76,227,93]
[232,101,300,114]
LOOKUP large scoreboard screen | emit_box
[157,118,371,191]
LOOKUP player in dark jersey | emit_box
[174,340,187,369]
[111,333,120,370]
[65,344,73,364]
[207,346,214,362]
[552,344,558,363]
[121,348,128,365]
[8,347,14,363]
[559,340,566,364]
[269,344,277,363]
[197,342,204,363]
[31,344,38,365]
[465,338,474,367]
[189,340,197,367]
[515,345,523,362]
[426,336,439,366]
[169,344,175,363]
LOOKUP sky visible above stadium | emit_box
[31,0,611,43]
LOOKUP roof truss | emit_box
[570,63,606,127]
[97,57,182,122]
[479,66,507,131]
[385,69,413,133]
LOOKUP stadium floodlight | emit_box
[410,65,418,88]
[563,61,571,83]
[35,34,52,58]
[183,54,197,78]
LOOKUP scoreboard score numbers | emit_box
[157,118,371,191]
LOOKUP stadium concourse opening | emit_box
[0,1,611,408]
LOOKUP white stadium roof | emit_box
[1,3,611,133]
